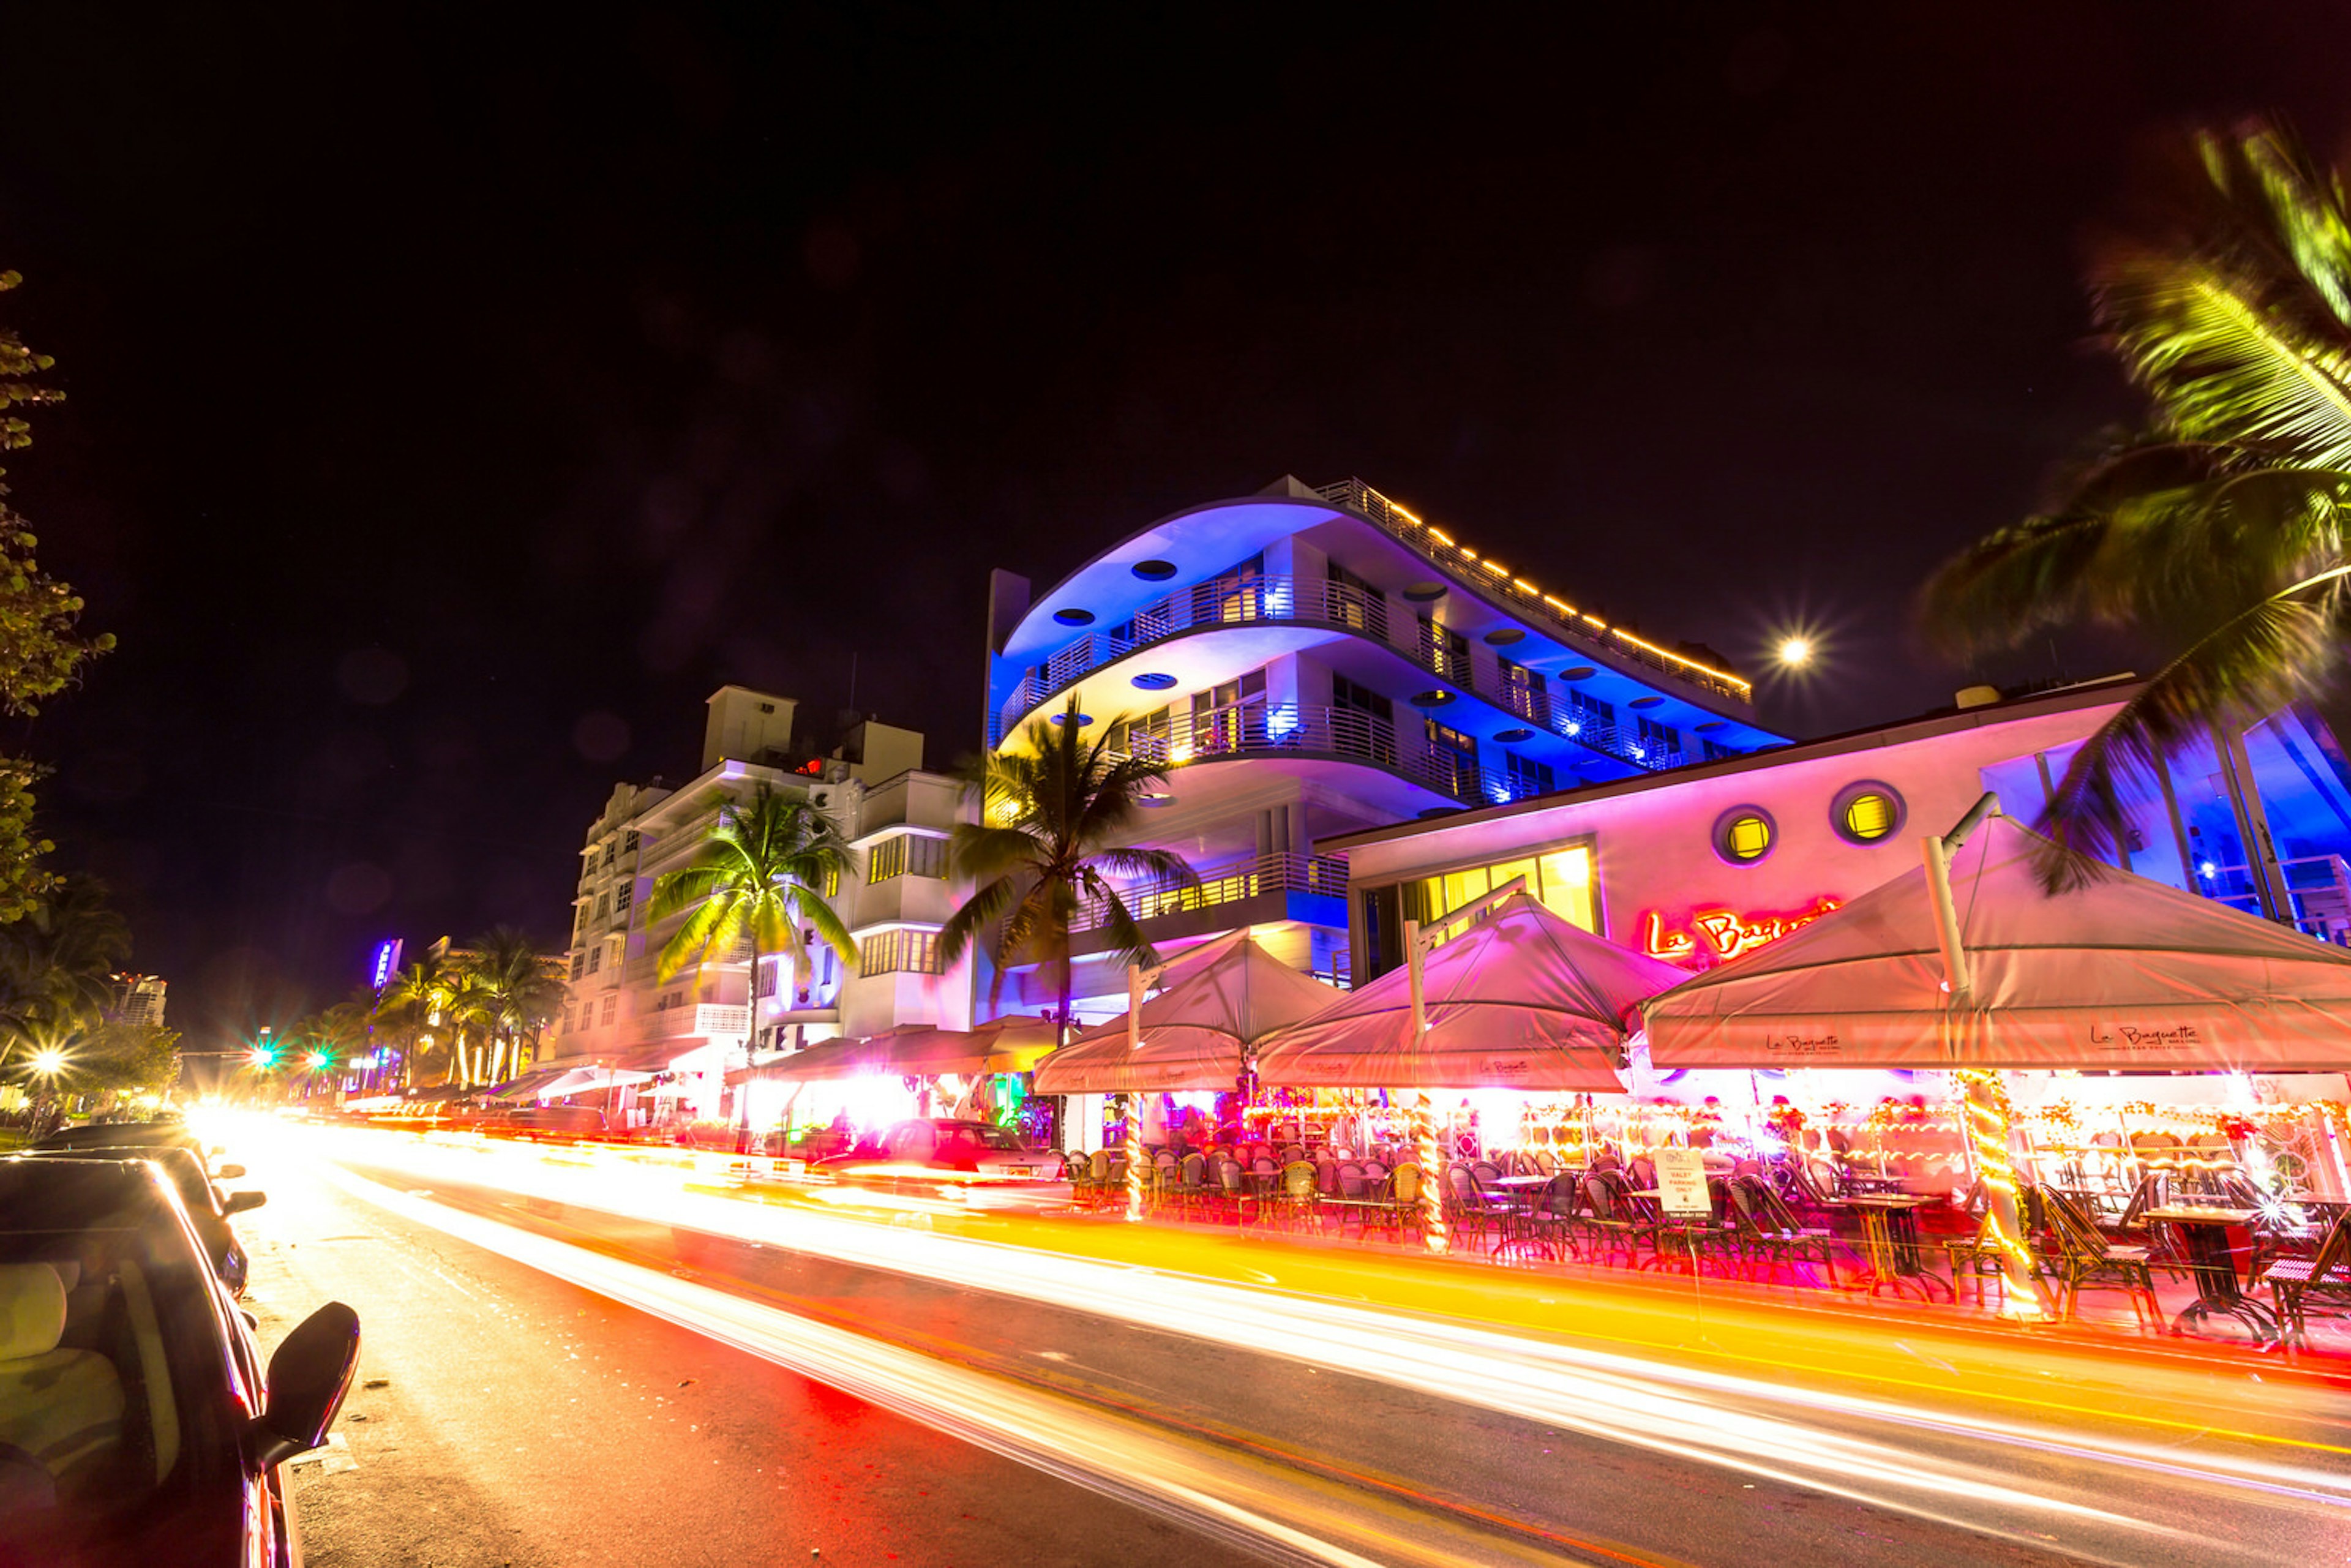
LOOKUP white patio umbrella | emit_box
[1030,931,1340,1093]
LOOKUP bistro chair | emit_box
[1526,1171,1581,1261]
[1372,1163,1429,1245]
[2259,1215,2351,1351]
[2042,1188,2162,1328]
[1726,1174,1841,1288]
[1277,1160,1321,1233]
[1576,1169,1661,1267]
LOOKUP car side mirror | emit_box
[217,1164,247,1180]
[224,1190,267,1216]
[250,1302,361,1469]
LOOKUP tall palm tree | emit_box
[452,926,564,1084]
[375,953,454,1089]
[939,697,1198,1037]
[0,876,130,1043]
[648,786,855,1062]
[1922,119,2351,886]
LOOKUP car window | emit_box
[0,1205,238,1559]
[972,1125,1026,1152]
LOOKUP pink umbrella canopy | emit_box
[1031,931,1340,1092]
[1646,812,2351,1071]
[1254,892,1687,1090]
[733,1016,1060,1084]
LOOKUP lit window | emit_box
[870,837,907,882]
[1831,781,1905,846]
[1714,807,1775,865]
[1409,842,1596,932]
[858,929,943,975]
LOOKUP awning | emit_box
[1645,811,2351,1071]
[1032,932,1340,1093]
[729,1016,1060,1084]
[1255,891,1686,1090]
[484,1067,574,1102]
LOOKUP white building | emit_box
[546,685,973,1123]
[104,973,167,1030]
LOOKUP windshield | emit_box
[0,1163,241,1564]
[969,1125,1028,1152]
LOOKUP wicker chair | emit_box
[2256,1214,2351,1350]
[1725,1174,1841,1287]
[2044,1187,2162,1327]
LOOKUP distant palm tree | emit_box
[648,786,855,1061]
[1923,119,2351,886]
[375,953,455,1089]
[452,927,564,1084]
[939,697,1196,1037]
[0,876,130,1043]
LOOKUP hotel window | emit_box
[1703,738,1741,762]
[1425,719,1480,800]
[858,929,943,975]
[1498,658,1548,724]
[602,842,616,867]
[586,946,602,974]
[870,836,907,882]
[615,880,632,912]
[1831,781,1906,846]
[1191,669,1268,754]
[1108,707,1172,762]
[595,895,610,920]
[1633,716,1678,760]
[1416,616,1471,683]
[1325,560,1389,637]
[1714,806,1776,865]
[623,830,640,854]
[1189,553,1266,626]
[1502,751,1554,800]
[1564,690,1615,738]
[1406,843,1597,934]
[869,835,943,880]
[570,951,585,980]
[1330,675,1397,763]
[602,995,617,1025]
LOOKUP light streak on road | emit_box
[277,1122,2351,1565]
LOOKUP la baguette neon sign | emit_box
[1641,897,1840,967]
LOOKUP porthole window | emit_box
[1712,805,1776,866]
[1831,781,1906,846]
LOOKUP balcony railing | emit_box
[999,574,1693,778]
[1311,477,1753,704]
[632,1002,751,1043]
[1076,850,1351,932]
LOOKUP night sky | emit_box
[1,5,2344,1048]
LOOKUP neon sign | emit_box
[369,939,403,989]
[1641,898,1840,968]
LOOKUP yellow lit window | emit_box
[1843,792,1894,841]
[1536,847,1595,931]
[1725,815,1771,861]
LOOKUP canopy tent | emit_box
[729,1016,1061,1084]
[1030,931,1341,1093]
[1254,891,1688,1090]
[520,1065,656,1098]
[484,1066,574,1102]
[1645,811,2351,1071]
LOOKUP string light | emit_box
[1414,1088,1448,1255]
[1955,1069,2047,1322]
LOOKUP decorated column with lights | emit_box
[1923,795,2045,1321]
[1124,962,1159,1222]
[1402,918,1449,1255]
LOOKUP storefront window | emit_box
[1411,842,1595,932]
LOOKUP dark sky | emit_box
[1,4,2345,1048]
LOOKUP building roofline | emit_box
[1318,674,2143,853]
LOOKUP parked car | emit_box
[35,1121,219,1171]
[21,1146,262,1298]
[815,1119,1072,1209]
[487,1105,609,1140]
[0,1156,358,1567]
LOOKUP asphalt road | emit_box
[238,1144,1261,1568]
[231,1126,2351,1567]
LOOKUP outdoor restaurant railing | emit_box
[631,1002,751,1043]
[1074,850,1351,932]
[998,574,1692,779]
[1093,700,1543,806]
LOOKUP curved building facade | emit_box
[983,475,1788,1013]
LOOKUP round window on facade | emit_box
[1831,781,1906,846]
[1712,805,1776,866]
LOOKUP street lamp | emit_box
[29,1048,66,1076]
[1775,635,1813,668]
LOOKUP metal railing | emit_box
[1076,850,1351,932]
[632,1003,751,1043]
[997,572,1693,778]
[1310,477,1753,703]
[2203,853,2351,942]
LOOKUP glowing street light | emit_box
[1775,635,1815,669]
[307,1051,331,1070]
[29,1048,66,1076]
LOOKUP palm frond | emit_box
[2032,566,2351,887]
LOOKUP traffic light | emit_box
[247,1044,277,1068]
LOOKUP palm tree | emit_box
[648,785,856,1062]
[454,926,565,1085]
[939,697,1198,1038]
[375,953,455,1089]
[1922,119,2351,886]
[0,876,130,1045]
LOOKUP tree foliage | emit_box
[939,697,1196,1027]
[1921,121,2351,887]
[0,272,112,921]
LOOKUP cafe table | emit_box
[2143,1205,2278,1341]
[1826,1194,1951,1300]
